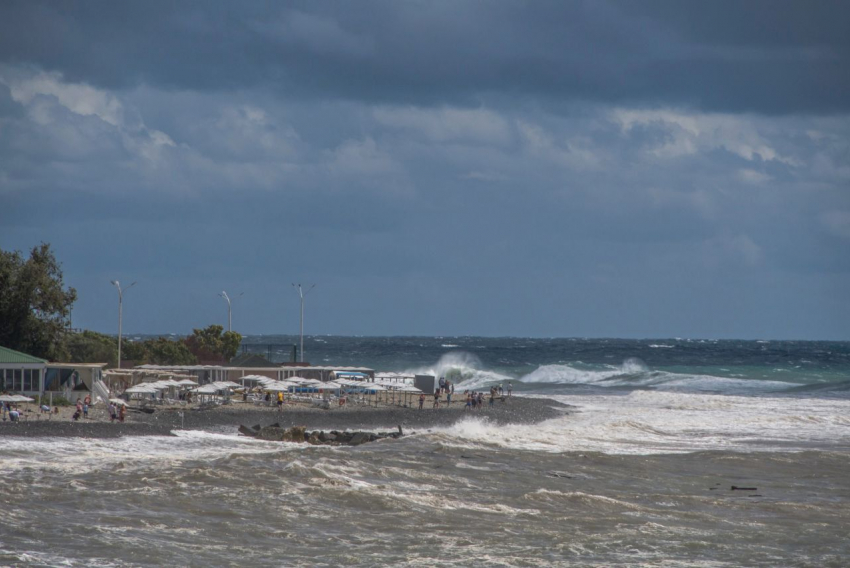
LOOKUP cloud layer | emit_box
[1,2,848,339]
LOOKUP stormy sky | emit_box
[1,1,848,339]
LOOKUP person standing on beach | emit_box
[433,391,440,409]
[446,389,452,406]
[119,404,126,423]
[277,391,284,412]
[507,382,512,397]
[108,402,117,422]
[418,393,425,410]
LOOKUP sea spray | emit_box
[407,351,514,389]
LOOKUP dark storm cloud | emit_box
[1,0,848,113]
[1,2,849,339]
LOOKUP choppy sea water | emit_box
[2,337,850,566]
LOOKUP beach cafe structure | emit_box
[0,345,107,400]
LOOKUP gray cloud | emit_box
[1,1,848,113]
[0,3,848,339]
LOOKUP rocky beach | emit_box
[0,395,569,439]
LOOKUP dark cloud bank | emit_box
[1,1,848,339]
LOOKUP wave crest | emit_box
[407,351,513,389]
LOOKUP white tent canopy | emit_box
[125,385,158,394]
[193,384,225,394]
[0,394,34,402]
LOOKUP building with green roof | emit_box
[0,345,47,394]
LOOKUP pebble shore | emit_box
[0,396,569,438]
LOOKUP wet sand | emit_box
[0,396,569,438]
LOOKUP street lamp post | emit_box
[292,283,315,363]
[110,280,137,369]
[218,291,244,332]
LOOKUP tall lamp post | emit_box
[110,280,137,369]
[292,283,315,363]
[218,291,244,332]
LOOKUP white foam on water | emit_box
[431,391,850,455]
[0,430,294,474]
[514,360,798,393]
[407,351,513,389]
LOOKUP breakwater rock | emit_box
[239,423,403,446]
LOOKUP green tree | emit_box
[145,337,197,365]
[185,325,242,362]
[62,330,118,367]
[0,243,77,360]
[121,340,149,364]
[221,331,242,360]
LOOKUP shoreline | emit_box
[0,396,569,439]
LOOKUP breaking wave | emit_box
[402,352,808,394]
[406,351,513,388]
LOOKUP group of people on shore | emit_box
[464,383,510,409]
[71,396,90,421]
[417,379,513,410]
[2,393,128,424]
[107,401,127,423]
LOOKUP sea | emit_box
[2,336,850,567]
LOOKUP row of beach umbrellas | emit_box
[124,378,198,395]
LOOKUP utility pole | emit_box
[110,280,137,368]
[218,291,244,332]
[292,283,315,363]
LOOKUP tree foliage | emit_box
[62,330,118,367]
[145,337,197,365]
[62,333,197,367]
[185,325,242,362]
[0,243,77,360]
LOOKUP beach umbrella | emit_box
[109,398,127,406]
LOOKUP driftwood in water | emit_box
[239,423,404,446]
[731,486,758,491]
